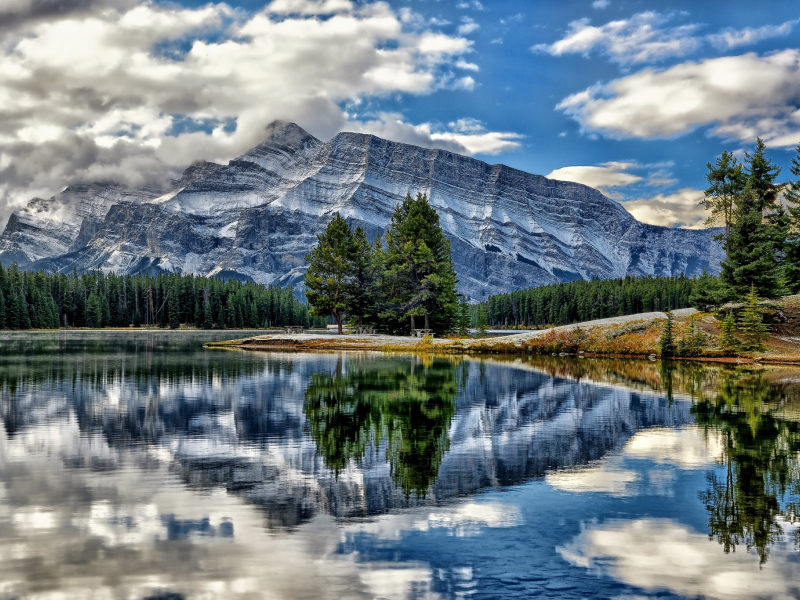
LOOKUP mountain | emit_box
[0,121,723,300]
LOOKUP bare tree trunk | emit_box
[410,314,415,334]
[424,311,430,330]
[335,311,343,334]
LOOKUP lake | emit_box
[1,331,799,600]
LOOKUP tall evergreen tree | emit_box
[344,225,379,328]
[382,193,459,334]
[700,150,744,259]
[738,286,769,351]
[720,189,781,300]
[659,310,675,357]
[719,311,739,355]
[745,138,783,208]
[783,144,800,292]
[168,286,180,329]
[305,213,352,334]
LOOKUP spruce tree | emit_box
[476,304,488,337]
[719,311,739,355]
[168,286,180,329]
[700,150,744,260]
[457,295,471,336]
[738,286,769,351]
[304,213,352,334]
[659,310,675,357]
[689,270,724,311]
[86,292,102,328]
[720,189,781,300]
[745,137,783,207]
[784,144,800,292]
[382,193,459,334]
[344,225,379,328]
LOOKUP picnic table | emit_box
[355,326,376,334]
[283,326,306,335]
[411,329,434,338]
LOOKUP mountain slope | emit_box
[1,121,723,299]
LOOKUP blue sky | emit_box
[1,0,799,227]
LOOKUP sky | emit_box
[1,0,799,229]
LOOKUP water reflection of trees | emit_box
[693,369,800,564]
[304,356,458,498]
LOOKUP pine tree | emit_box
[784,144,800,292]
[382,193,459,334]
[457,295,471,336]
[659,310,675,357]
[720,189,781,300]
[745,137,783,208]
[738,286,769,351]
[700,150,744,260]
[719,311,739,355]
[344,226,379,328]
[689,270,725,311]
[684,316,706,357]
[86,292,102,328]
[304,213,352,334]
[476,304,488,337]
[168,286,180,329]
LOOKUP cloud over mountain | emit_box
[0,0,519,223]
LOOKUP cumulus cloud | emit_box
[592,0,609,8]
[708,19,799,49]
[559,518,800,599]
[534,11,799,65]
[547,161,698,226]
[532,12,702,65]
[621,189,708,229]
[347,114,523,156]
[547,164,642,196]
[0,0,517,222]
[457,16,479,35]
[556,50,800,147]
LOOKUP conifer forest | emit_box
[0,263,318,330]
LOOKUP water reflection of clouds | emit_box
[558,518,800,600]
[347,501,523,541]
[546,427,721,496]
[0,418,513,599]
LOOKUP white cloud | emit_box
[557,50,800,147]
[708,19,799,49]
[622,188,708,229]
[559,518,800,600]
[0,0,519,221]
[267,0,353,14]
[345,113,523,156]
[546,163,642,197]
[534,11,798,65]
[546,427,721,496]
[592,0,609,8]
[532,12,702,65]
[457,16,479,35]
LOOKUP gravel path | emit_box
[463,308,697,347]
[220,308,698,351]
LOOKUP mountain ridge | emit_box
[0,121,723,299]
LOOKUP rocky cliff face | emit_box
[0,121,723,299]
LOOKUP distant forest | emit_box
[0,263,321,330]
[481,275,695,328]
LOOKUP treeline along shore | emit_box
[0,264,320,330]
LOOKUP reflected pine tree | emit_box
[693,369,800,564]
[304,356,458,497]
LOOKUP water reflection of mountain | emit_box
[0,340,693,528]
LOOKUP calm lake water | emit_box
[2,332,800,600]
